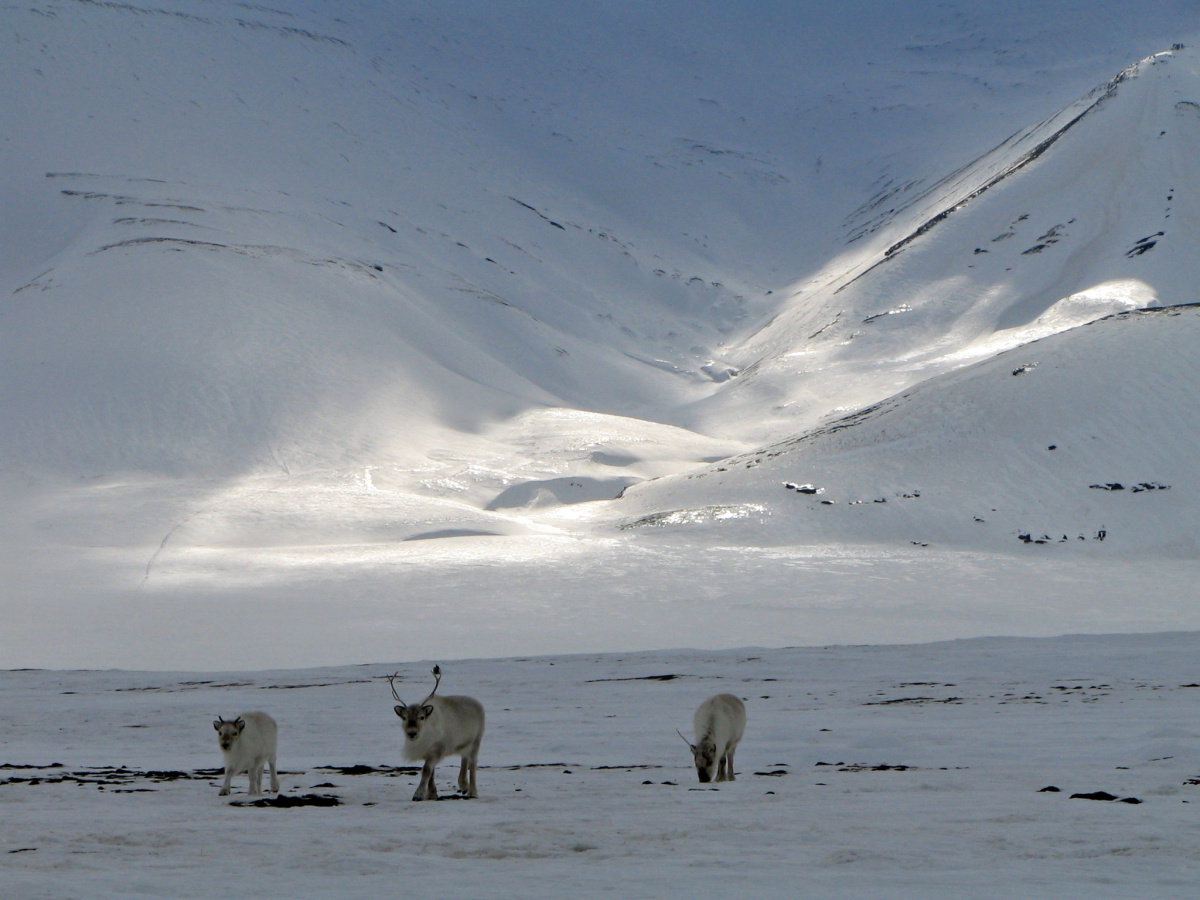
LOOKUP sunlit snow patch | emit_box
[951,279,1157,364]
[619,504,767,530]
[1034,279,1155,329]
[485,476,640,510]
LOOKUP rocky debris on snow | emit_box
[232,793,341,808]
[1069,790,1141,804]
[863,304,912,324]
[0,762,63,770]
[1018,530,1107,545]
[315,764,420,776]
[1089,481,1170,492]
[1021,222,1071,255]
[590,765,664,771]
[1126,232,1163,257]
[836,763,915,772]
[863,695,962,706]
[1,765,225,788]
[784,482,822,494]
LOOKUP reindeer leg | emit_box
[414,760,438,801]
[268,752,279,793]
[726,741,738,781]
[462,749,478,798]
[219,766,234,796]
[249,761,263,796]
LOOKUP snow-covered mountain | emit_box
[3,0,1200,668]
[621,304,1200,556]
[620,45,1200,556]
[695,47,1200,436]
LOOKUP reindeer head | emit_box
[388,666,440,742]
[213,716,246,752]
[678,730,718,783]
[393,701,436,740]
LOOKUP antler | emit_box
[386,672,404,704]
[676,728,694,748]
[423,664,442,703]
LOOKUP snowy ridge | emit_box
[700,45,1200,440]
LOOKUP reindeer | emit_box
[678,694,745,783]
[389,665,485,801]
[213,711,279,797]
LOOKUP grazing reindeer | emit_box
[389,665,485,801]
[213,711,279,797]
[678,694,745,783]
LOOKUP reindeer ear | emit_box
[420,704,434,719]
[393,704,406,717]
[213,719,222,731]
[235,717,246,733]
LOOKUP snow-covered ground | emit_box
[6,635,1200,898]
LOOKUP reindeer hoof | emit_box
[219,789,230,796]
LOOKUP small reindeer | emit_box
[213,711,279,797]
[678,694,745,783]
[389,665,485,801]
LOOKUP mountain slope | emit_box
[618,304,1200,558]
[4,2,1198,480]
[692,46,1200,441]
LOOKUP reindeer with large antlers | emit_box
[389,665,485,801]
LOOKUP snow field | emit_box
[5,635,1200,898]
